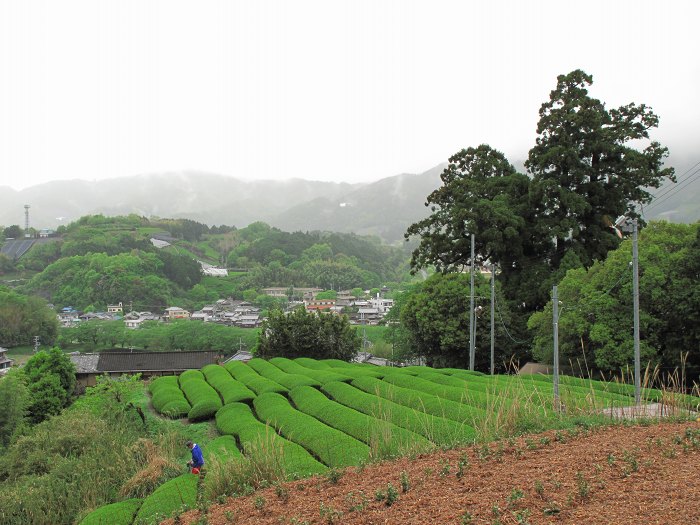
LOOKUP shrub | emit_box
[253,392,370,468]
[289,385,431,457]
[133,474,198,525]
[179,377,222,418]
[78,498,143,525]
[321,380,470,445]
[215,403,326,478]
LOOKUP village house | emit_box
[70,350,220,392]
[305,298,336,312]
[164,306,191,321]
[107,302,124,314]
[0,347,13,376]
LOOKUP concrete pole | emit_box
[553,285,560,411]
[469,234,475,371]
[633,219,641,405]
[490,263,495,375]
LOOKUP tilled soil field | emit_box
[164,421,700,525]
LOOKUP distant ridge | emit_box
[2,161,697,243]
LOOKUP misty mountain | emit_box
[1,161,697,244]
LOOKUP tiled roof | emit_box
[96,351,219,373]
[69,353,100,373]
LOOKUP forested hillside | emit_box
[4,214,410,313]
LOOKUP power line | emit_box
[645,167,700,212]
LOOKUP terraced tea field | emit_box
[79,357,700,525]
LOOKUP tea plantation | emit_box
[79,357,699,524]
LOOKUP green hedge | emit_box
[253,392,369,468]
[247,358,322,389]
[133,474,198,525]
[215,403,326,478]
[270,357,354,384]
[201,364,256,404]
[351,376,485,427]
[289,386,431,455]
[224,361,288,395]
[78,498,142,525]
[321,380,471,445]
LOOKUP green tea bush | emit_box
[321,381,471,445]
[148,376,179,395]
[178,369,204,385]
[202,364,256,404]
[160,399,191,418]
[133,474,198,524]
[224,361,288,395]
[150,377,191,418]
[215,403,326,477]
[188,398,222,422]
[294,357,331,369]
[253,392,370,468]
[351,376,486,426]
[204,435,242,462]
[289,386,431,456]
[78,498,143,525]
[382,372,492,409]
[247,358,321,389]
[270,357,353,384]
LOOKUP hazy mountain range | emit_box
[1,162,697,243]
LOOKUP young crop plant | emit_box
[253,392,370,468]
[319,502,343,524]
[399,470,410,493]
[345,490,369,512]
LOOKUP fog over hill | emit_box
[1,160,697,243]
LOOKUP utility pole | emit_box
[552,285,560,411]
[632,219,641,405]
[33,336,40,353]
[469,233,475,371]
[490,263,495,375]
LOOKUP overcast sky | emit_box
[1,1,698,190]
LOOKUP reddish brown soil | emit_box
[164,421,700,525]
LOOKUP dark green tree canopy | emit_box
[405,144,532,273]
[257,307,360,361]
[400,272,518,370]
[526,69,675,268]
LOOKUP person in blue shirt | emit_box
[186,440,204,474]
